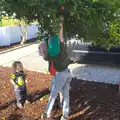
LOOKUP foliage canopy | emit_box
[1,0,120,49]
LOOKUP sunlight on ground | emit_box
[2,18,15,27]
[68,63,86,70]
[1,17,38,27]
[69,105,91,119]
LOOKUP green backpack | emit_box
[48,35,61,57]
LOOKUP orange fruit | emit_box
[60,6,64,11]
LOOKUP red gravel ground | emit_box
[0,66,120,120]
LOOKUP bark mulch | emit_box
[0,66,120,120]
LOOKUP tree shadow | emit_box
[1,78,120,120]
[0,100,16,110]
[0,88,50,111]
[7,113,23,120]
[68,79,119,120]
[29,88,50,103]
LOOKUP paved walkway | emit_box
[1,43,120,84]
[0,43,83,73]
[0,43,48,72]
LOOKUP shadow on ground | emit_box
[0,88,50,111]
[68,79,120,120]
[7,113,23,120]
[0,100,16,110]
[29,88,50,102]
[1,78,120,120]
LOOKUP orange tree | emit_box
[1,0,120,49]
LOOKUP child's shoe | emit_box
[60,114,68,120]
[16,102,23,108]
[25,100,30,104]
[60,116,68,120]
[41,113,50,119]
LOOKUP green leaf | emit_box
[1,0,120,49]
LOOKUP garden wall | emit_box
[0,23,38,46]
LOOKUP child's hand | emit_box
[60,22,63,28]
[25,79,28,84]
[60,16,64,22]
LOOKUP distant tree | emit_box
[14,18,28,45]
[1,0,120,49]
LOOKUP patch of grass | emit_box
[2,18,16,27]
[1,17,38,27]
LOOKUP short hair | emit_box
[12,61,22,72]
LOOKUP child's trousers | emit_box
[50,76,63,103]
[45,69,72,117]
[14,88,27,104]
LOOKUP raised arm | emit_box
[10,78,19,88]
[59,17,64,43]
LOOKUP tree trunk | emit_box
[20,23,28,45]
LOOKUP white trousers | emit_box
[50,76,63,103]
[46,69,72,116]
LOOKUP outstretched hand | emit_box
[60,15,64,22]
[60,22,63,28]
[59,17,64,43]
